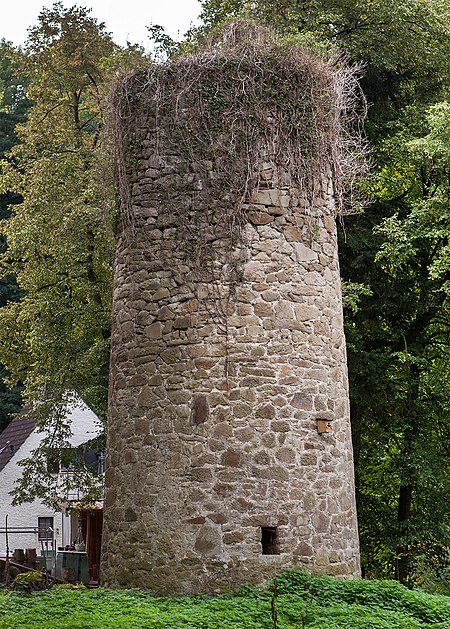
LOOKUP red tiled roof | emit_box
[0,415,36,472]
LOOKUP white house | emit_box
[0,398,103,572]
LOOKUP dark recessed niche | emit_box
[261,526,279,555]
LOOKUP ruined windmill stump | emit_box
[101,25,361,594]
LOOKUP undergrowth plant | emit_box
[0,570,449,628]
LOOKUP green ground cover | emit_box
[0,571,449,629]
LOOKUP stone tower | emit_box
[101,26,361,594]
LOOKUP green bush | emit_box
[0,570,448,628]
[416,565,450,597]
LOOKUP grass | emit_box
[0,570,449,628]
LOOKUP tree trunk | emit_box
[396,483,412,584]
[395,364,419,584]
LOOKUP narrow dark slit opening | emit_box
[261,526,279,555]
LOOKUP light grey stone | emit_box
[294,242,318,263]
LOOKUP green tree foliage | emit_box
[196,0,450,582]
[0,41,29,155]
[0,40,30,432]
[198,0,450,112]
[350,102,450,581]
[0,3,147,505]
[0,4,117,424]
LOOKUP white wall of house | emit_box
[0,399,102,556]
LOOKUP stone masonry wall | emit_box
[101,62,361,595]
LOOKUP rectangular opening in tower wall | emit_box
[261,527,279,555]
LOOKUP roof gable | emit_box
[0,416,36,472]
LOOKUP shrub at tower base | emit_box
[101,22,364,595]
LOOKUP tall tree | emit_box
[0,3,146,505]
[0,4,116,423]
[351,102,450,580]
[0,40,30,432]
[198,0,450,109]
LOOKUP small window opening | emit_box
[261,526,279,555]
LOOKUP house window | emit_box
[82,448,105,474]
[47,447,86,473]
[60,448,81,472]
[37,517,54,541]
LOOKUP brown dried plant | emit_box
[107,19,368,324]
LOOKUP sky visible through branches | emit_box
[1,0,201,49]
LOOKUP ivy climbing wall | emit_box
[101,25,361,595]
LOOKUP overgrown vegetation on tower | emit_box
[110,20,368,307]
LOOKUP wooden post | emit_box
[271,574,278,629]
[4,515,10,586]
